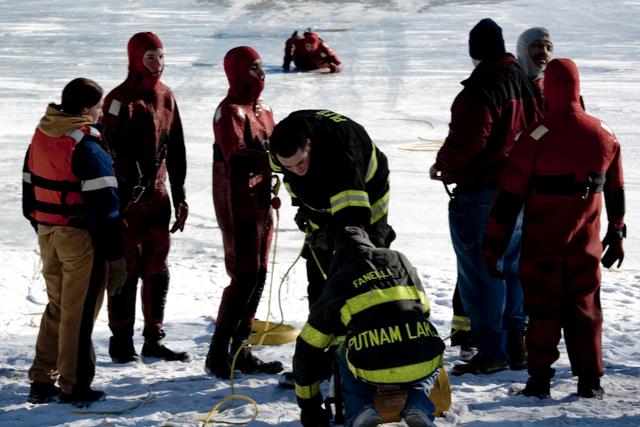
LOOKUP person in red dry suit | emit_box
[205,46,284,379]
[483,58,626,400]
[282,29,342,73]
[101,32,189,363]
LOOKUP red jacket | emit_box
[283,31,342,73]
[101,32,186,209]
[484,58,625,261]
[213,46,274,273]
[435,55,542,192]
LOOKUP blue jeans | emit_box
[448,188,526,361]
[337,345,436,426]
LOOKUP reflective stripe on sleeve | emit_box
[300,323,333,349]
[365,143,378,183]
[330,190,370,215]
[81,176,118,191]
[370,189,390,224]
[451,315,471,332]
[23,172,32,184]
[295,380,321,399]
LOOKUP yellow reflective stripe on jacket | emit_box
[347,351,443,385]
[295,380,322,399]
[300,323,333,349]
[370,188,390,224]
[329,190,370,215]
[340,286,429,326]
[308,218,320,231]
[283,181,297,199]
[365,142,378,183]
[269,153,282,172]
[451,315,471,332]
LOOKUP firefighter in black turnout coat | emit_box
[269,110,396,306]
[293,226,445,427]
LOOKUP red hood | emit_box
[304,31,320,50]
[224,46,264,102]
[127,32,163,91]
[544,58,582,113]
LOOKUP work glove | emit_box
[107,258,127,297]
[299,395,330,427]
[283,60,291,71]
[307,228,331,252]
[170,200,189,233]
[294,208,309,232]
[601,224,626,268]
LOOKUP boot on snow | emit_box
[520,375,551,399]
[577,376,604,399]
[58,388,105,408]
[234,345,284,375]
[109,335,140,364]
[27,381,60,404]
[141,339,190,362]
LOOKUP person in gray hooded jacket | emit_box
[517,27,554,96]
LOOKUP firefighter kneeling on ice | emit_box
[293,226,445,427]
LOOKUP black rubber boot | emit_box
[108,335,140,364]
[233,345,284,375]
[141,330,190,362]
[58,388,105,408]
[577,376,604,399]
[27,381,60,404]
[205,331,240,379]
[520,375,551,398]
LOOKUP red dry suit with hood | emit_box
[101,32,187,343]
[483,58,626,380]
[211,46,275,355]
[283,31,342,73]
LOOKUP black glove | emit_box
[602,224,626,268]
[307,228,331,252]
[294,208,309,232]
[299,395,330,427]
[283,60,291,71]
[108,258,127,297]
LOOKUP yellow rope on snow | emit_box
[198,394,259,425]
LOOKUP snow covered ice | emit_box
[1,0,639,425]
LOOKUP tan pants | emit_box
[28,226,106,394]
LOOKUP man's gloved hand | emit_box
[107,258,127,297]
[307,228,331,252]
[299,395,330,427]
[170,200,189,233]
[602,224,626,268]
[283,60,291,71]
[294,209,308,232]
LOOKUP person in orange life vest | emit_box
[22,78,126,407]
[282,30,342,73]
[517,27,553,97]
[101,32,189,363]
[205,46,283,379]
[483,58,626,399]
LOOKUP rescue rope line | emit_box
[72,391,155,415]
[199,395,259,425]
